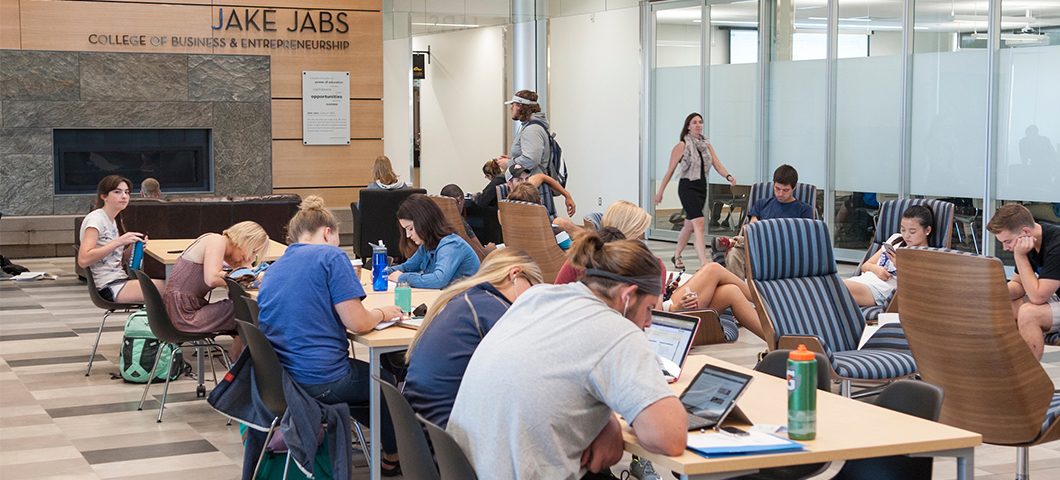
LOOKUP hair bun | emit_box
[299,195,326,212]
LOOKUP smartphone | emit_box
[718,426,749,436]
[882,242,897,257]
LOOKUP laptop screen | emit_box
[680,365,753,421]
[645,313,698,370]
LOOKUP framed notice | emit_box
[302,71,350,145]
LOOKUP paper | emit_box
[687,430,805,457]
[9,272,56,281]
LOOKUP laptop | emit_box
[679,364,754,431]
[644,311,700,383]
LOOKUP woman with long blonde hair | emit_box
[403,248,542,428]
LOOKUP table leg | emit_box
[369,346,382,480]
[911,447,975,480]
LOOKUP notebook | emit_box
[679,363,754,431]
[644,311,700,383]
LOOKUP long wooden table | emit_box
[625,355,982,480]
[143,238,287,278]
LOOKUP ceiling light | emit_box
[971,32,1049,44]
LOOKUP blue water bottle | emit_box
[372,242,388,292]
[130,240,145,271]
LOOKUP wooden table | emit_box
[143,238,287,278]
[624,355,982,480]
[346,288,441,480]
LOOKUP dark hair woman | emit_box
[386,194,481,289]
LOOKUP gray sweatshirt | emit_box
[509,112,550,176]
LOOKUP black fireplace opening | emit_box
[54,129,212,195]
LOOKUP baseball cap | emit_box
[505,164,531,182]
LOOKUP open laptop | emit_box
[644,311,700,383]
[679,364,754,431]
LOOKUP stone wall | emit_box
[0,50,272,216]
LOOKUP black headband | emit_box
[583,269,663,297]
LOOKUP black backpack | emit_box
[526,120,567,188]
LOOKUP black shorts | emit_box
[678,178,707,220]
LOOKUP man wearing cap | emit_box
[505,90,551,178]
[447,236,687,480]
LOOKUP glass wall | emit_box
[645,0,1060,261]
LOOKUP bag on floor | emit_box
[725,236,747,281]
[252,428,334,480]
[117,309,189,384]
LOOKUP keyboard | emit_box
[687,412,717,431]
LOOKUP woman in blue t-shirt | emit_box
[257,196,404,476]
[403,248,542,429]
[386,194,481,289]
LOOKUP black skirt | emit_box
[678,178,707,220]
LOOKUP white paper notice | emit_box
[302,71,350,145]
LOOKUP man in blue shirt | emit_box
[748,164,814,222]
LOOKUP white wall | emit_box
[413,26,506,196]
[549,7,642,218]
[383,37,412,181]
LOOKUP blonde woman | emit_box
[368,156,409,190]
[554,200,654,284]
[404,248,542,428]
[163,221,268,355]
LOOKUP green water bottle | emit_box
[394,281,412,313]
[787,345,817,440]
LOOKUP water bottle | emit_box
[371,242,388,292]
[395,281,412,313]
[787,345,817,440]
[130,240,145,271]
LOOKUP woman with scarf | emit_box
[653,113,737,270]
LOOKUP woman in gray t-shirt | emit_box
[78,175,164,303]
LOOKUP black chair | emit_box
[234,319,293,480]
[831,379,944,480]
[351,188,426,261]
[224,278,253,324]
[736,350,833,480]
[133,270,231,422]
[371,376,440,480]
[418,413,479,480]
[245,296,260,325]
[83,264,142,376]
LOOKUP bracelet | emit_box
[725,174,734,181]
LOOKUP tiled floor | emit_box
[2,246,1060,479]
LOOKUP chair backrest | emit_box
[853,199,955,276]
[745,218,865,353]
[428,195,485,261]
[372,376,441,480]
[680,309,730,346]
[84,265,140,310]
[418,413,479,480]
[132,270,200,344]
[498,200,566,283]
[352,188,427,261]
[898,246,1056,445]
[744,182,818,224]
[235,320,288,418]
[225,278,253,324]
[496,182,556,218]
[245,296,260,325]
[755,349,832,391]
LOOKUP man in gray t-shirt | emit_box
[447,281,687,480]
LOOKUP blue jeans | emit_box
[300,357,398,455]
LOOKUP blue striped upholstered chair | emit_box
[745,218,917,397]
[854,198,955,321]
[742,182,818,225]
[898,246,1060,479]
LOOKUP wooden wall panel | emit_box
[216,0,381,12]
[273,139,381,188]
[0,0,20,49]
[273,187,365,207]
[272,99,382,139]
[19,1,213,53]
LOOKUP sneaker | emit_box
[629,456,661,480]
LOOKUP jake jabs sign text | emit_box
[302,71,350,146]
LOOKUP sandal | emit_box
[381,457,402,477]
[671,255,686,270]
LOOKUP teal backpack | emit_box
[117,309,190,383]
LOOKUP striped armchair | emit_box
[745,218,917,397]
[742,182,818,225]
[855,198,955,321]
